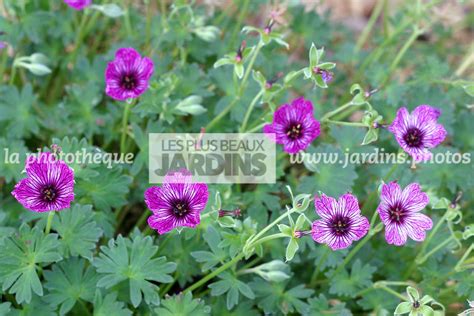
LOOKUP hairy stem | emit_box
[183,252,245,294]
[322,119,367,127]
[247,208,294,246]
[309,246,330,286]
[240,90,264,132]
[71,12,89,63]
[120,100,133,153]
[404,210,449,278]
[184,208,294,294]
[206,42,263,131]
[45,211,55,234]
[455,43,474,77]
[239,42,262,95]
[354,0,385,53]
[455,244,474,272]
[320,102,353,121]
[381,27,423,87]
[416,236,455,264]
[378,286,407,301]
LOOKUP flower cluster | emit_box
[11,124,436,251]
[264,99,446,159]
[308,182,432,250]
[9,31,445,254]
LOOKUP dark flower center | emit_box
[41,185,57,202]
[120,74,138,90]
[329,215,351,236]
[388,202,406,224]
[286,123,303,140]
[403,127,424,148]
[172,201,189,218]
[413,301,420,309]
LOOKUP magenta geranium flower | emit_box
[311,193,370,250]
[263,97,320,154]
[144,169,209,234]
[64,0,92,10]
[388,105,447,162]
[12,152,75,212]
[377,181,432,246]
[105,47,154,101]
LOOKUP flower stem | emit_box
[71,12,89,63]
[309,246,330,286]
[417,211,449,257]
[455,244,474,272]
[320,102,353,121]
[160,271,178,297]
[335,228,373,273]
[183,233,287,293]
[404,210,449,278]
[136,210,149,229]
[416,235,455,264]
[249,232,286,248]
[377,286,407,301]
[45,211,55,234]
[322,119,367,127]
[247,209,294,246]
[121,0,133,37]
[239,42,263,95]
[455,43,474,77]
[246,122,266,133]
[206,42,263,131]
[9,63,16,85]
[240,90,264,132]
[229,0,250,48]
[205,98,238,131]
[184,208,294,294]
[354,0,385,54]
[381,26,423,87]
[120,100,133,153]
[183,252,245,294]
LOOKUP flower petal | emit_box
[337,193,361,217]
[349,215,370,240]
[411,105,441,125]
[401,183,429,213]
[311,219,331,243]
[380,181,402,206]
[384,223,408,246]
[314,193,337,219]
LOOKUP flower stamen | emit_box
[403,127,424,148]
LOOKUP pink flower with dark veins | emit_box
[377,181,433,246]
[105,47,154,101]
[12,152,75,212]
[388,105,447,162]
[144,169,209,234]
[263,97,320,154]
[311,193,369,250]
